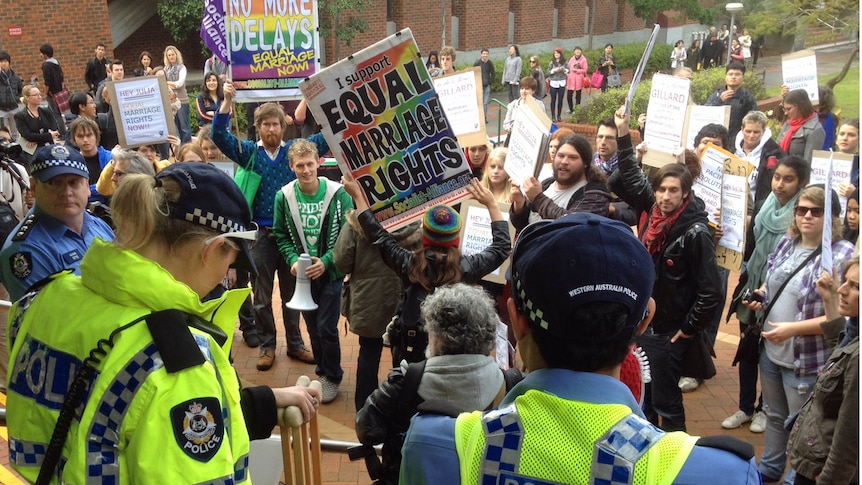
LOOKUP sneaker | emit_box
[721,410,753,429]
[243,331,260,348]
[256,349,275,371]
[287,347,316,364]
[749,411,767,433]
[319,376,339,403]
[678,377,700,393]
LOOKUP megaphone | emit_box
[287,253,319,311]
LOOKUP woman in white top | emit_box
[671,40,687,69]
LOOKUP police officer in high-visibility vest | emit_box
[6,163,321,484]
[401,213,761,484]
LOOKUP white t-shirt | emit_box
[528,180,586,224]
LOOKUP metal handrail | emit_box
[0,299,10,309]
[490,98,508,146]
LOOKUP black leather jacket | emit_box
[614,135,723,336]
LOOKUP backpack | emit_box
[0,161,27,245]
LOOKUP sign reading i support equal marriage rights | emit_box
[299,29,473,230]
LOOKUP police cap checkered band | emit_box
[30,145,89,182]
[510,213,655,340]
[184,208,244,235]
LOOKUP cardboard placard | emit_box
[458,199,516,285]
[108,76,176,148]
[810,150,855,217]
[682,105,731,151]
[642,73,691,168]
[505,96,551,186]
[433,67,487,148]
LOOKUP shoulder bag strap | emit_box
[396,360,427,431]
[760,246,821,320]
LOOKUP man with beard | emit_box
[612,107,722,432]
[510,134,610,232]
[212,80,328,371]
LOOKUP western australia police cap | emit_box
[30,144,89,183]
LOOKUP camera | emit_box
[0,140,22,160]
[741,288,765,303]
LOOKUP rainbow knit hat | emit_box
[422,205,461,247]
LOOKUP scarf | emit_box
[594,152,619,174]
[841,317,859,347]
[779,112,816,153]
[641,198,690,256]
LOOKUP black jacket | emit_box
[750,138,786,205]
[510,177,611,233]
[614,134,723,336]
[0,69,23,111]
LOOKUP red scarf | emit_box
[779,112,816,153]
[640,198,691,256]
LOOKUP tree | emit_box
[156,0,205,45]
[318,0,373,62]
[625,0,715,25]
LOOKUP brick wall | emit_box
[114,19,207,75]
[557,0,590,39]
[454,0,510,53]
[511,0,555,45]
[1,0,112,93]
[320,4,389,64]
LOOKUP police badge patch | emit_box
[170,397,224,461]
[11,252,32,279]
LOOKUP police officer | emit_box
[6,163,320,484]
[0,144,114,300]
[400,214,761,484]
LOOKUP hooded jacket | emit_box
[734,127,786,204]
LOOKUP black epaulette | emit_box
[145,309,230,373]
[12,213,38,241]
[695,435,755,461]
[416,399,462,418]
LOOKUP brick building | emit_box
[0,0,706,94]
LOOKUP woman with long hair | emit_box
[836,118,859,200]
[425,51,440,76]
[566,46,588,113]
[481,147,511,203]
[164,45,191,144]
[547,48,568,122]
[4,163,320,484]
[341,176,511,364]
[777,88,826,161]
[742,185,855,484]
[502,45,522,102]
[687,39,702,71]
[135,51,153,77]
[671,40,687,69]
[724,155,810,433]
[196,72,223,127]
[788,256,859,484]
[14,85,59,154]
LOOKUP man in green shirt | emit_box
[274,139,353,403]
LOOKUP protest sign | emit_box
[811,150,854,217]
[107,76,176,148]
[782,50,819,104]
[692,144,727,226]
[201,0,228,63]
[505,96,551,187]
[458,199,516,285]
[683,105,730,150]
[642,73,691,168]
[717,172,748,271]
[433,67,486,147]
[299,29,473,230]
[224,0,320,101]
[822,153,834,275]
[625,24,661,114]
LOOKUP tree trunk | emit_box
[826,43,860,89]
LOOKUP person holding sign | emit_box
[510,134,611,232]
[502,76,538,133]
[613,107,723,432]
[741,185,854,485]
[704,62,757,140]
[341,175,510,365]
[733,111,786,205]
[777,88,826,162]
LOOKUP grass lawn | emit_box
[765,66,859,119]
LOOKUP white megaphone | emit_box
[287,253,319,311]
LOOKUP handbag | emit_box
[590,71,604,89]
[234,150,261,217]
[583,75,591,88]
[606,71,622,87]
[680,331,716,380]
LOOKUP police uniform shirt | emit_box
[0,206,114,301]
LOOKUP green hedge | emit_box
[458,42,675,95]
[570,67,768,126]
[188,89,250,137]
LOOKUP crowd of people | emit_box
[0,32,857,485]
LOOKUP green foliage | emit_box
[319,0,373,49]
[625,0,715,24]
[156,0,205,44]
[573,67,768,126]
[189,90,250,137]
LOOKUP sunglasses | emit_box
[794,206,824,217]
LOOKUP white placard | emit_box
[458,200,515,284]
[782,50,819,104]
[108,76,176,148]
[505,97,550,187]
[810,150,855,217]
[692,145,727,226]
[433,67,486,147]
[209,161,235,179]
[495,320,510,370]
[644,73,691,153]
[719,174,748,252]
[684,105,731,150]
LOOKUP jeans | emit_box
[253,227,304,352]
[640,329,692,429]
[303,278,344,383]
[758,352,816,483]
[355,336,385,411]
[175,102,192,144]
[507,82,519,103]
[0,109,18,139]
[738,354,763,416]
[482,85,491,121]
[549,86,565,120]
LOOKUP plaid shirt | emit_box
[766,235,856,376]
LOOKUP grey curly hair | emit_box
[421,283,498,357]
